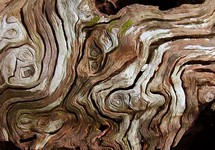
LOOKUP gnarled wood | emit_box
[0,0,215,149]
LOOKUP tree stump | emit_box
[0,0,215,149]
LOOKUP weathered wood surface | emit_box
[0,0,215,149]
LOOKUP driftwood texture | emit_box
[0,0,215,149]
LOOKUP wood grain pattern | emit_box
[0,0,215,149]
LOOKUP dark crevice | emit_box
[173,102,215,150]
[95,0,205,15]
[99,124,109,132]
[185,60,215,66]
[0,141,21,150]
[54,147,72,150]
[19,135,37,143]
[195,68,215,73]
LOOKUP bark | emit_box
[0,0,215,149]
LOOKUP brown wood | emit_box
[0,0,214,149]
